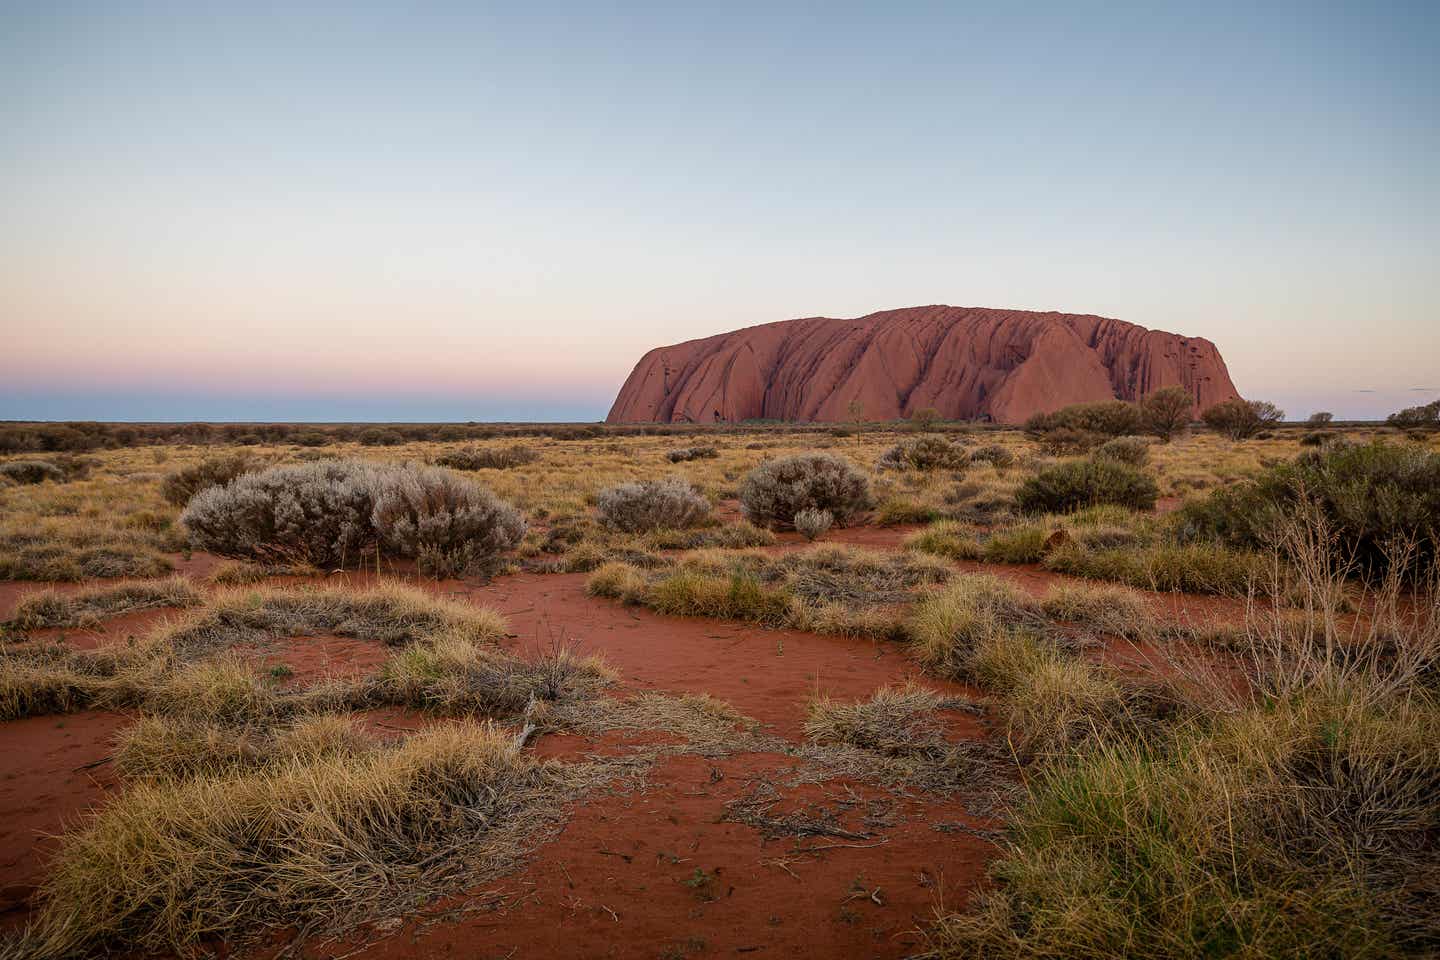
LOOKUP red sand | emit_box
[0,542,1264,956]
[0,711,129,922]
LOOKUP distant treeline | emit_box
[0,418,995,453]
[0,414,1409,455]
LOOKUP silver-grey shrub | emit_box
[0,460,65,485]
[875,436,969,472]
[371,465,527,576]
[1093,435,1152,467]
[181,461,526,573]
[794,508,834,541]
[596,478,711,533]
[181,460,383,566]
[739,453,871,530]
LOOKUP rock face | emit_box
[606,305,1241,425]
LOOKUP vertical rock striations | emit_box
[606,305,1240,425]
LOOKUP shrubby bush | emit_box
[1092,436,1151,467]
[876,435,968,472]
[1138,386,1193,442]
[665,445,719,463]
[1176,440,1440,578]
[967,444,1015,469]
[434,445,539,471]
[1016,460,1159,514]
[180,460,525,573]
[291,431,332,447]
[1387,399,1440,428]
[1307,411,1334,426]
[0,460,65,485]
[161,454,259,507]
[596,478,711,533]
[357,427,405,447]
[794,508,834,541]
[739,453,872,530]
[181,461,382,566]
[371,466,526,576]
[1201,398,1284,440]
[1025,401,1144,451]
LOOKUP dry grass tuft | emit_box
[15,721,611,959]
[5,576,202,630]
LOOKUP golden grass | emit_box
[16,721,599,958]
[4,576,202,630]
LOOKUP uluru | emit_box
[607,305,1241,425]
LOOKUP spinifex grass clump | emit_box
[926,512,1440,959]
[587,544,949,638]
[0,583,509,721]
[5,576,202,630]
[0,523,175,582]
[114,712,371,783]
[739,452,871,530]
[802,684,999,791]
[16,722,599,959]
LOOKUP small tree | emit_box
[907,407,941,432]
[846,397,866,430]
[1202,399,1285,440]
[1139,386,1192,442]
[1387,400,1440,428]
[1307,411,1334,426]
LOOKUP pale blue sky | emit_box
[2,1,1436,421]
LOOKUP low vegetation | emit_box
[595,478,711,533]
[665,444,719,462]
[4,577,202,631]
[1015,458,1158,514]
[794,507,833,541]
[588,544,950,638]
[739,452,871,529]
[433,444,540,470]
[0,460,66,485]
[181,460,525,575]
[876,435,969,471]
[160,453,259,506]
[1201,397,1285,440]
[17,722,607,959]
[1178,439,1440,579]
[928,552,1440,959]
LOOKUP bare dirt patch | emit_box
[0,710,130,926]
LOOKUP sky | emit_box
[2,1,1437,422]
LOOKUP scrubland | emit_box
[1,418,1436,958]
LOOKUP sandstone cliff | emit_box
[606,305,1240,425]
